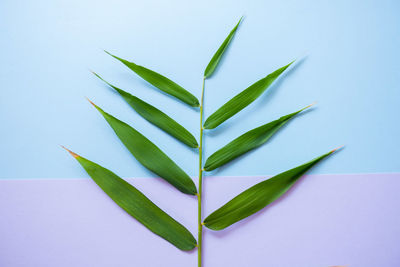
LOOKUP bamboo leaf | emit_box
[62,147,197,251]
[203,147,341,230]
[204,104,313,171]
[203,61,294,129]
[105,51,199,107]
[88,100,197,195]
[92,72,199,148]
[204,17,242,78]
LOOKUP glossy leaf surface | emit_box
[93,72,198,148]
[89,100,197,195]
[203,61,294,129]
[105,51,199,107]
[63,147,197,251]
[204,104,313,171]
[204,17,242,78]
[203,148,340,230]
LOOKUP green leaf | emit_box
[62,147,197,251]
[203,61,294,129]
[88,100,197,195]
[204,17,243,78]
[92,72,199,148]
[204,104,313,171]
[203,147,341,230]
[105,51,199,107]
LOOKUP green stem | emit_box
[197,76,205,267]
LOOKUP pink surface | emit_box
[1,173,399,267]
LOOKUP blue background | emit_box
[1,0,399,179]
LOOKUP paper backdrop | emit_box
[1,0,399,266]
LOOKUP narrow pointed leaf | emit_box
[204,104,313,171]
[93,72,199,148]
[63,148,197,251]
[203,148,340,230]
[203,61,294,129]
[204,17,242,78]
[88,100,197,195]
[105,51,199,107]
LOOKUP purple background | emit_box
[1,173,399,267]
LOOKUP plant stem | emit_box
[197,76,206,267]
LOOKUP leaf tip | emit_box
[309,101,317,108]
[302,102,317,111]
[85,97,95,106]
[90,69,102,80]
[331,145,344,153]
[105,50,122,61]
[91,71,111,87]
[277,59,296,74]
[237,15,244,26]
[60,145,80,159]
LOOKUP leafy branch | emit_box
[63,17,341,267]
